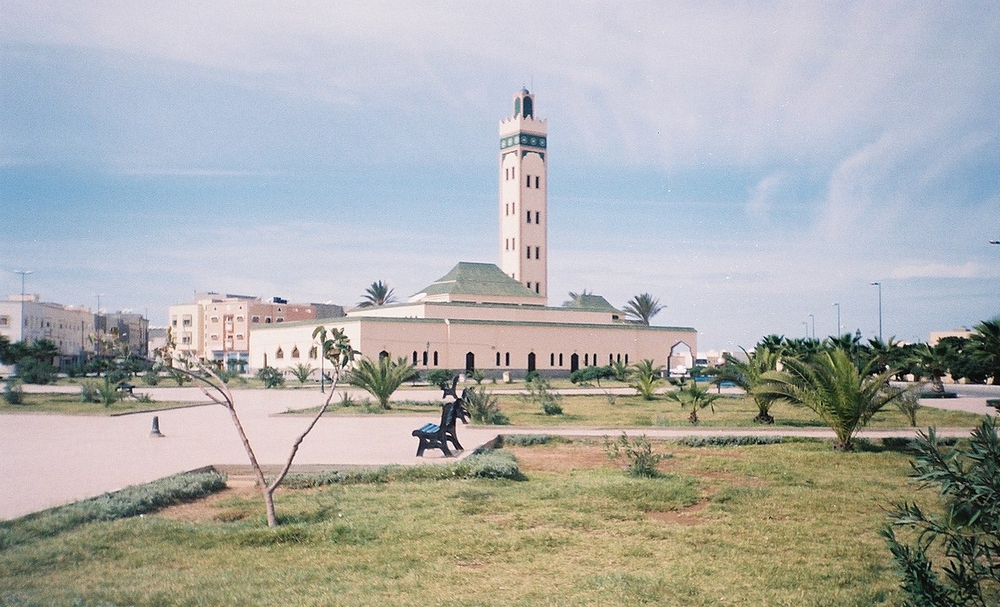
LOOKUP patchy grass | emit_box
[494,393,984,429]
[0,440,937,606]
[0,392,201,415]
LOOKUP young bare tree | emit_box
[169,326,355,527]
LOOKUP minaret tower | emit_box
[499,87,548,300]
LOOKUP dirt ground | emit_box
[158,441,726,525]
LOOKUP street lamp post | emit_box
[833,302,841,338]
[13,270,33,342]
[808,314,815,339]
[871,282,883,341]
[802,321,809,338]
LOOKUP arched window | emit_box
[549,353,555,366]
[584,353,589,366]
[465,352,475,371]
[433,351,439,366]
[505,352,510,366]
[291,347,300,359]
[570,353,579,372]
[275,347,284,359]
[527,352,536,373]
[412,351,418,365]
[379,350,389,360]
[422,351,429,366]
[559,353,564,366]
[309,346,317,359]
[496,352,501,366]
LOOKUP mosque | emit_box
[248,89,697,377]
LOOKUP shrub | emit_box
[425,369,455,388]
[605,432,670,477]
[463,387,510,425]
[502,434,556,446]
[256,365,285,389]
[570,365,615,386]
[454,450,522,479]
[142,370,160,386]
[520,376,562,415]
[524,370,540,384]
[893,388,921,427]
[96,378,121,407]
[16,357,57,385]
[80,382,101,403]
[883,417,1000,606]
[3,378,24,405]
[675,435,784,448]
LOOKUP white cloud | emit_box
[889,262,985,280]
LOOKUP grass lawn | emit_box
[0,439,934,606]
[478,392,983,429]
[0,391,201,415]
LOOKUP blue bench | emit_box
[413,379,470,457]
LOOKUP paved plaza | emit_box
[1,384,997,520]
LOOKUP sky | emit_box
[1,1,998,352]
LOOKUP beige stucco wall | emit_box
[249,315,696,377]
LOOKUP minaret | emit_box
[499,88,548,300]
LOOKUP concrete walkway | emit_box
[1,383,996,520]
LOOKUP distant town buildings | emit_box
[167,293,343,368]
[0,294,148,373]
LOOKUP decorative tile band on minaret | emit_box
[498,88,548,301]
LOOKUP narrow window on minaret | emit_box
[535,211,540,223]
[535,283,539,293]
[526,210,531,223]
[535,246,540,259]
[535,176,540,188]
[526,175,531,188]
[526,247,531,259]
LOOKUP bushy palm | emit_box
[970,318,1000,385]
[754,349,902,451]
[348,356,415,410]
[629,359,663,400]
[910,342,953,393]
[291,363,314,384]
[664,379,721,424]
[623,293,663,325]
[357,280,398,308]
[712,346,780,424]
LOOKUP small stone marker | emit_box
[150,416,164,438]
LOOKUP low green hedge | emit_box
[284,450,523,489]
[0,469,227,550]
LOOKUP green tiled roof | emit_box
[415,262,544,300]
[562,293,621,313]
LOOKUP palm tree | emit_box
[357,280,398,308]
[970,318,1000,385]
[910,342,953,394]
[754,349,902,451]
[629,359,663,400]
[712,346,781,424]
[348,355,415,410]
[623,293,663,325]
[665,379,722,424]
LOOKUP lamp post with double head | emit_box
[833,302,841,338]
[13,270,33,342]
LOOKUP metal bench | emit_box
[413,378,470,457]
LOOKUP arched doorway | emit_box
[527,352,536,373]
[667,341,694,378]
[379,350,389,360]
[570,353,580,372]
[465,352,475,372]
